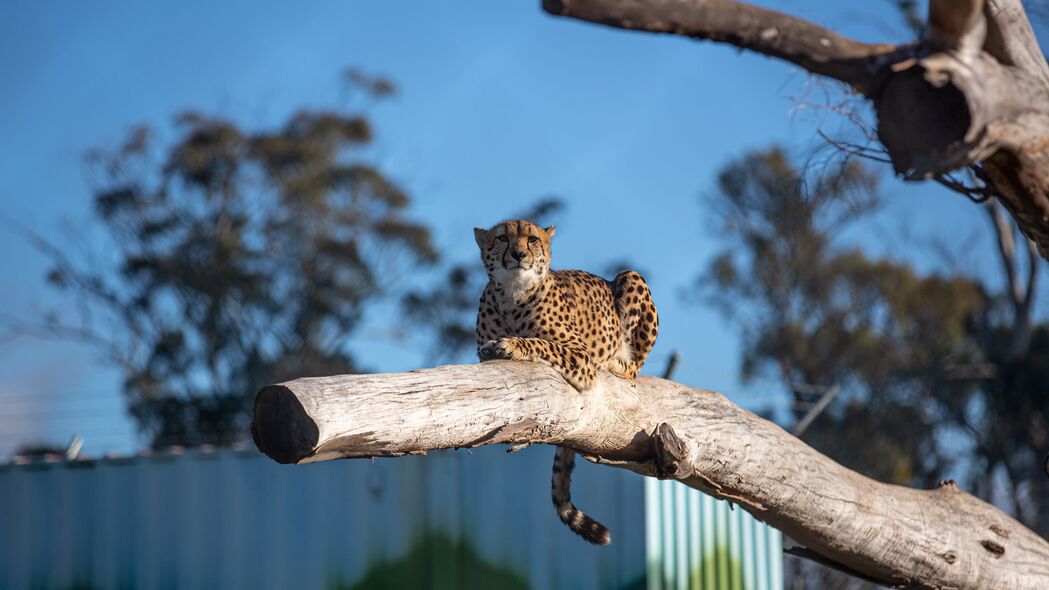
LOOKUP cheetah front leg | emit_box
[479,337,596,391]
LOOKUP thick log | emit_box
[251,361,1049,590]
[541,0,1049,259]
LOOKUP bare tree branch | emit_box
[541,0,1049,260]
[1023,234,1039,309]
[929,0,986,54]
[985,200,1042,360]
[542,0,912,95]
[983,0,1049,73]
[933,169,994,203]
[660,350,680,379]
[988,201,1022,303]
[792,383,841,437]
[1010,234,1039,359]
[252,361,1049,590]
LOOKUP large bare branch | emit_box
[984,0,1049,75]
[251,361,1049,590]
[541,0,910,95]
[542,0,1049,260]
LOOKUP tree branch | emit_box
[983,0,1049,75]
[541,0,1049,260]
[929,0,986,54]
[791,383,841,437]
[985,200,1041,360]
[541,0,911,95]
[1023,235,1039,309]
[252,361,1049,590]
[1010,234,1039,360]
[988,201,1022,303]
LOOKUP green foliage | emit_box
[332,532,530,590]
[40,71,436,447]
[650,543,744,590]
[694,543,744,590]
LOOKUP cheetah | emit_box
[474,219,658,544]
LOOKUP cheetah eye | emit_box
[496,235,508,243]
[528,236,539,244]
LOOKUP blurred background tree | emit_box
[2,3,1047,588]
[24,70,437,448]
[696,146,1048,539]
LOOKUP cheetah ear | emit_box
[473,227,488,248]
[544,225,556,239]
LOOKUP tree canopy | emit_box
[33,71,436,447]
[700,146,1049,536]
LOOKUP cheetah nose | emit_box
[511,251,526,261]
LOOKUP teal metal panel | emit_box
[644,479,783,590]
[0,446,646,590]
[1,447,783,590]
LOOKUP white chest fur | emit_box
[492,267,546,306]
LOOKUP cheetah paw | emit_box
[479,338,526,361]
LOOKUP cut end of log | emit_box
[251,385,319,464]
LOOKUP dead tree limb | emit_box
[541,0,1049,259]
[251,361,1049,590]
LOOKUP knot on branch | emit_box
[980,539,1006,558]
[653,422,693,480]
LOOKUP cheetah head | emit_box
[474,219,555,288]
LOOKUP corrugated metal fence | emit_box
[0,447,782,590]
[645,479,783,590]
[0,446,643,590]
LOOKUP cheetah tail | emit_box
[552,447,611,545]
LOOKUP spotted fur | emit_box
[474,219,659,545]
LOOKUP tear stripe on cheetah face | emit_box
[473,218,659,545]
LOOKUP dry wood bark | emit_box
[542,0,1049,259]
[251,361,1049,590]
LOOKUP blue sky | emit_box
[0,0,1017,458]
